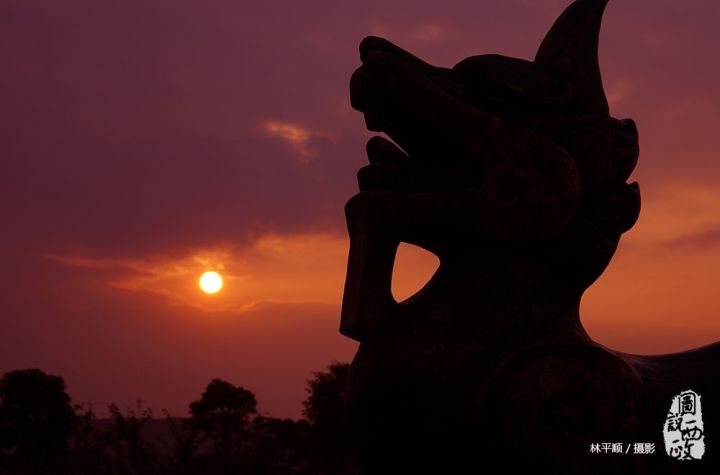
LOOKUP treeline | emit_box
[0,363,352,474]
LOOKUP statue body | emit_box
[341,1,720,473]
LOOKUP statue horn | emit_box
[535,0,610,115]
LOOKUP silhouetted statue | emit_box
[340,1,719,473]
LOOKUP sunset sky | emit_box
[2,0,720,419]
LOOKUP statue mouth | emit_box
[354,35,571,124]
[349,35,588,193]
[351,36,483,167]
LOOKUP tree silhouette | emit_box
[302,362,351,474]
[303,362,349,427]
[0,368,78,467]
[0,366,359,474]
[189,379,256,463]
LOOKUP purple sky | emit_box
[2,0,720,418]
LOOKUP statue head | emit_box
[342,0,640,340]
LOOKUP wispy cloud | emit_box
[621,184,720,250]
[45,248,238,308]
[606,78,637,107]
[263,121,320,162]
[368,22,448,44]
[663,227,720,250]
[43,231,444,314]
[44,233,349,313]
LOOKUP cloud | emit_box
[605,77,637,108]
[664,228,720,250]
[1,133,364,260]
[45,233,350,312]
[44,230,445,315]
[369,22,447,44]
[614,184,720,251]
[264,120,321,162]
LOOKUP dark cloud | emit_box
[2,133,363,257]
[665,227,720,250]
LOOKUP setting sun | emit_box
[199,271,223,294]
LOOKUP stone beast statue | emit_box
[340,0,720,473]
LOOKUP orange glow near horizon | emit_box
[45,182,720,356]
